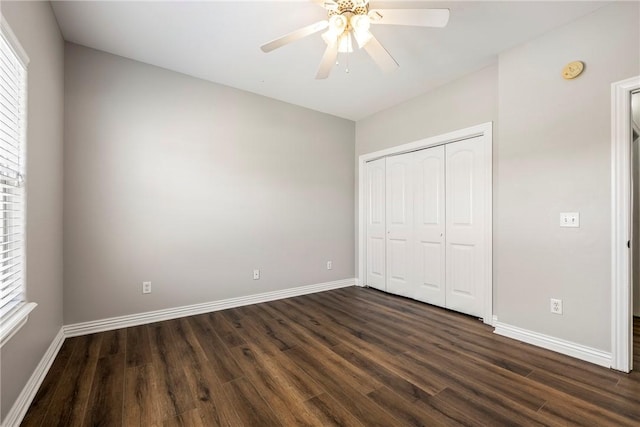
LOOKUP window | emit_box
[0,18,34,347]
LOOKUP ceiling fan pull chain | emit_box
[345,49,350,74]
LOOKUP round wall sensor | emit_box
[562,61,585,80]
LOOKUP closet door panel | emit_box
[386,153,413,298]
[366,158,386,290]
[445,137,486,317]
[413,146,446,306]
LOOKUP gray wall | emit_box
[64,44,355,324]
[355,2,639,353]
[355,64,499,156]
[496,1,639,351]
[0,1,65,421]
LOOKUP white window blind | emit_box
[0,18,29,336]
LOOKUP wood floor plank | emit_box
[99,328,126,358]
[177,341,232,427]
[147,322,197,420]
[348,288,623,397]
[220,309,295,357]
[241,303,306,350]
[230,344,326,426]
[330,343,433,403]
[423,387,540,427]
[367,386,465,427]
[255,302,339,350]
[289,342,383,394]
[334,337,450,396]
[283,346,401,426]
[349,288,623,390]
[538,397,638,426]
[527,368,640,421]
[166,318,209,365]
[231,342,324,403]
[405,345,636,426]
[205,311,246,348]
[269,299,341,347]
[23,287,640,426]
[124,364,163,427]
[185,314,244,383]
[303,393,365,427]
[21,337,79,427]
[305,293,411,354]
[83,354,126,427]
[162,408,205,427]
[221,377,281,426]
[40,333,103,427]
[125,325,152,368]
[401,348,546,412]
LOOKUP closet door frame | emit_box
[358,122,494,325]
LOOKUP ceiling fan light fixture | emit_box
[351,14,370,31]
[321,30,336,45]
[337,32,353,53]
[329,15,347,33]
[321,15,347,45]
[351,14,372,48]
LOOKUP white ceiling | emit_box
[51,1,608,121]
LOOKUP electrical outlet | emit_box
[327,261,332,270]
[142,281,151,294]
[550,298,562,314]
[560,212,580,227]
[253,269,260,280]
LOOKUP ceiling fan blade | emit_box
[260,20,329,53]
[316,42,338,79]
[363,35,399,74]
[369,9,450,27]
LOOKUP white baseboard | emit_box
[2,328,65,427]
[494,320,612,368]
[64,278,355,337]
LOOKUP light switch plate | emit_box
[560,212,580,228]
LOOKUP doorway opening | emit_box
[631,90,640,370]
[611,75,640,372]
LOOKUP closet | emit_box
[365,136,488,318]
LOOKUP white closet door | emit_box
[413,146,446,306]
[445,137,486,317]
[365,158,386,291]
[386,153,414,297]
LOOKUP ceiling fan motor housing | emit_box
[328,0,370,17]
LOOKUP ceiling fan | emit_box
[260,0,450,79]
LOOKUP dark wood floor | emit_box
[21,287,640,426]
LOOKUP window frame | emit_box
[0,17,35,348]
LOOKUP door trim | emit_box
[611,75,640,372]
[357,122,493,325]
